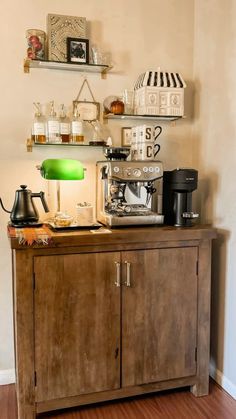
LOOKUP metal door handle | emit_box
[182,212,199,219]
[115,262,121,287]
[125,261,131,287]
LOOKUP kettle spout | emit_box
[0,197,11,213]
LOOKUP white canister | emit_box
[76,203,94,224]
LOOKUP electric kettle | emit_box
[0,185,49,226]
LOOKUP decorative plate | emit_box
[47,14,86,62]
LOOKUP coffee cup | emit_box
[139,125,162,142]
[131,125,162,161]
[137,140,160,161]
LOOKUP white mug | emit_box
[139,125,162,142]
[131,125,162,160]
[137,140,160,161]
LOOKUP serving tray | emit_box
[46,221,102,231]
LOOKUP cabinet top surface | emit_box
[8,224,216,251]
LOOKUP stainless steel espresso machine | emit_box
[96,160,164,227]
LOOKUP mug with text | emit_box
[137,140,160,160]
[139,125,162,143]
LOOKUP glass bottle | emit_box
[31,102,46,143]
[71,104,84,143]
[59,104,70,143]
[47,101,61,143]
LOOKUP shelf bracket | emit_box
[101,69,107,80]
[24,59,30,74]
[26,138,33,152]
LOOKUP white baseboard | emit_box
[0,369,15,385]
[210,362,236,400]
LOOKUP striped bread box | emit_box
[134,70,186,117]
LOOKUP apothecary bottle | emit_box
[31,102,46,143]
[71,104,84,143]
[59,104,70,143]
[47,101,61,143]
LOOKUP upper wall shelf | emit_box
[103,113,183,122]
[23,59,113,79]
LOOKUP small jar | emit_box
[26,29,46,60]
[110,97,124,115]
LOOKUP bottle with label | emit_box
[47,101,61,143]
[71,103,84,143]
[59,104,70,143]
[31,102,46,143]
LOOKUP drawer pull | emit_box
[115,262,121,287]
[125,261,131,287]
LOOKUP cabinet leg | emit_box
[17,402,36,419]
[190,375,209,397]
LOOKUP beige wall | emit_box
[0,0,195,374]
[193,0,236,396]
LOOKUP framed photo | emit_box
[73,100,100,122]
[67,38,89,64]
[121,127,132,147]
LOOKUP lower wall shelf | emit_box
[26,139,106,152]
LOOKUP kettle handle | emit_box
[31,191,49,213]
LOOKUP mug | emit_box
[137,140,160,161]
[139,125,162,142]
[131,125,162,161]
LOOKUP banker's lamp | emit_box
[39,159,85,213]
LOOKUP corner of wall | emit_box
[210,362,236,400]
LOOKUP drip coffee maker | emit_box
[163,168,199,227]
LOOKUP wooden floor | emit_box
[1,380,236,419]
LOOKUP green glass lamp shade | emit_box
[40,159,84,180]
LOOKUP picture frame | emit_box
[121,127,132,147]
[67,38,89,64]
[73,100,100,122]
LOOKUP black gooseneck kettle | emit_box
[0,185,49,226]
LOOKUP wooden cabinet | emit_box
[10,225,216,418]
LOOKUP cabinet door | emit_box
[34,252,121,402]
[122,247,198,387]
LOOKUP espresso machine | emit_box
[163,168,199,227]
[96,161,164,227]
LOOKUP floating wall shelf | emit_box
[24,59,113,79]
[103,113,183,122]
[26,139,106,152]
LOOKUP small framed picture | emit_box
[67,37,89,64]
[73,100,100,121]
[121,127,132,147]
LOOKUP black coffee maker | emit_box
[163,168,199,227]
